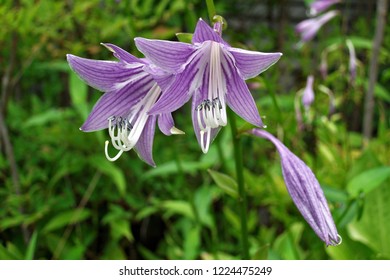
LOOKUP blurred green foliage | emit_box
[1,0,389,260]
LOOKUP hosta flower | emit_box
[67,44,183,166]
[309,0,341,16]
[135,19,282,153]
[296,10,339,43]
[250,129,341,246]
[302,75,315,109]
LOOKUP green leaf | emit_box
[208,169,238,198]
[349,182,390,258]
[347,166,390,197]
[69,71,89,119]
[160,200,195,220]
[176,32,193,43]
[143,161,211,179]
[271,223,304,260]
[183,226,200,260]
[43,209,91,233]
[23,108,74,128]
[326,229,374,260]
[90,156,126,196]
[25,230,38,260]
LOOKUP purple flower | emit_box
[67,44,183,166]
[309,0,341,16]
[296,10,339,43]
[302,75,315,109]
[250,129,341,246]
[346,39,357,83]
[134,19,282,153]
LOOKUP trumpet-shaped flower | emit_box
[67,44,183,166]
[250,129,341,246]
[135,19,282,153]
[296,10,339,43]
[302,75,315,109]
[309,0,341,16]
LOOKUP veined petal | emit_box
[134,37,194,73]
[222,52,263,127]
[192,18,228,45]
[148,52,206,115]
[80,77,155,131]
[102,43,144,64]
[250,129,341,246]
[67,54,145,92]
[229,48,282,79]
[134,115,157,167]
[143,64,174,92]
[158,113,184,136]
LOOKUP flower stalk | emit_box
[228,108,250,259]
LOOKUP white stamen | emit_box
[196,42,228,153]
[104,83,161,161]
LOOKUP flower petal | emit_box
[148,52,205,115]
[67,54,145,92]
[102,43,144,64]
[228,48,282,79]
[80,77,155,131]
[134,37,194,73]
[192,18,228,45]
[134,115,157,167]
[222,52,263,127]
[250,129,341,246]
[158,113,184,136]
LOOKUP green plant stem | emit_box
[205,0,216,22]
[228,109,249,259]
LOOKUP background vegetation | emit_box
[1,0,389,260]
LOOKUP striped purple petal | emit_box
[192,18,229,45]
[102,43,145,64]
[250,129,341,246]
[158,113,184,136]
[80,76,154,131]
[67,54,145,92]
[223,52,263,127]
[134,115,157,167]
[134,37,194,73]
[147,50,205,115]
[228,48,282,79]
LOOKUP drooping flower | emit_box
[346,39,357,84]
[302,75,315,109]
[309,0,341,16]
[250,129,341,246]
[135,18,282,153]
[296,10,339,43]
[67,44,183,166]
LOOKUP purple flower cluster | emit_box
[68,19,281,163]
[296,0,341,44]
[67,18,341,246]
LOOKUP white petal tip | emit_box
[170,127,185,135]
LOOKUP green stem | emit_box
[228,109,249,259]
[205,0,216,22]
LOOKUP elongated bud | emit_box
[249,129,342,246]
